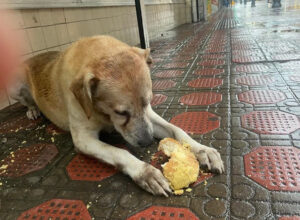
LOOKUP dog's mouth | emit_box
[121,132,154,148]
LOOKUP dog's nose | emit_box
[138,135,153,147]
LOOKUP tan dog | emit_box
[10,36,224,196]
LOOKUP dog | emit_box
[9,36,224,196]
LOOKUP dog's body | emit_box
[10,36,224,196]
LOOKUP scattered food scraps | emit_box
[86,202,92,209]
[186,188,192,192]
[1,138,7,143]
[0,164,8,169]
[174,189,184,195]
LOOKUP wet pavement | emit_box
[1,1,300,219]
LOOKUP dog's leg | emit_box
[9,82,40,120]
[69,124,172,197]
[147,106,224,174]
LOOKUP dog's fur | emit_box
[10,36,224,196]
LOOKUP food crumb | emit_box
[86,202,92,209]
[147,150,150,154]
[186,188,192,192]
[1,138,7,143]
[0,164,8,170]
[0,182,2,186]
[97,184,101,188]
[51,137,55,143]
[216,198,219,200]
[174,189,184,195]
[22,141,27,144]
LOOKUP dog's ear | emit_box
[132,47,153,64]
[70,72,99,119]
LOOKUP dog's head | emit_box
[70,46,154,147]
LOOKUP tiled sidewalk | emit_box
[1,1,300,219]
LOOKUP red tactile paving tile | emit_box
[170,112,220,134]
[66,154,118,181]
[206,46,227,51]
[235,64,271,73]
[0,144,58,177]
[241,111,300,134]
[154,70,184,78]
[192,172,213,187]
[0,115,42,134]
[238,90,286,104]
[162,62,190,68]
[205,48,226,53]
[127,206,199,220]
[152,58,164,63]
[290,75,300,82]
[198,60,225,66]
[170,56,195,61]
[152,80,176,90]
[46,123,67,135]
[206,42,226,47]
[236,75,274,86]
[18,199,91,220]
[188,78,223,88]
[232,50,262,56]
[194,68,225,76]
[232,44,256,50]
[279,216,300,220]
[179,92,222,106]
[201,54,226,60]
[151,94,168,106]
[177,51,195,56]
[232,56,265,63]
[244,146,300,191]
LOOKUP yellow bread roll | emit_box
[158,138,199,190]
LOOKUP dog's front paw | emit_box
[195,148,224,174]
[26,107,40,120]
[133,163,171,197]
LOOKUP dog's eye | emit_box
[114,110,129,116]
[114,110,130,126]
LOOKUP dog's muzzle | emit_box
[137,131,153,147]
